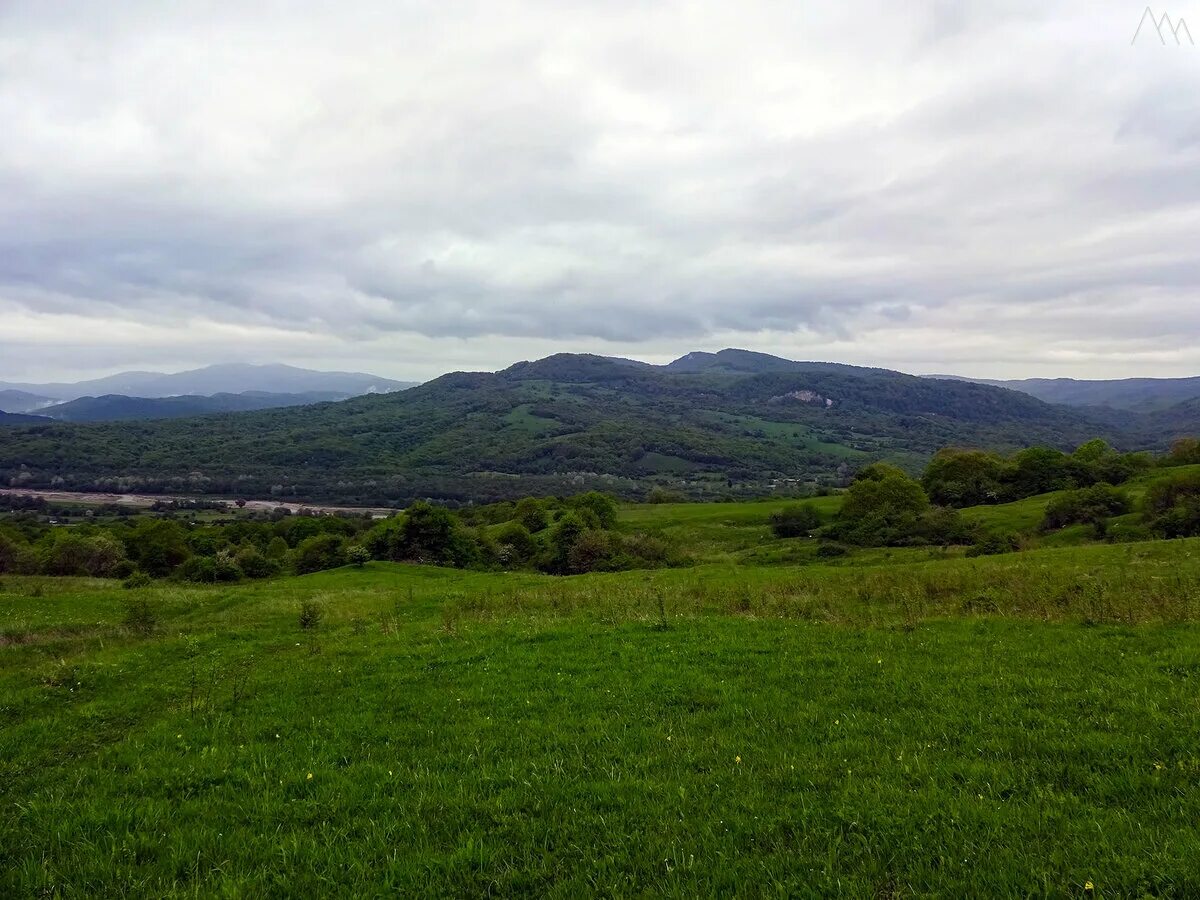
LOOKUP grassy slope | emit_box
[618,465,1200,564]
[4,543,1200,896]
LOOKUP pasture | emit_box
[4,538,1200,895]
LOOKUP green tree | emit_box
[1009,447,1071,497]
[569,492,618,529]
[1143,473,1200,538]
[543,512,587,574]
[396,502,478,567]
[294,533,347,574]
[833,464,931,546]
[921,449,1007,506]
[494,521,535,566]
[124,520,191,578]
[514,497,549,533]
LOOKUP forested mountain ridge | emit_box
[0,350,1162,505]
[36,391,356,423]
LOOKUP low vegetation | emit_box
[3,540,1200,895]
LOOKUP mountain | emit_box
[929,374,1200,412]
[0,364,416,402]
[665,348,875,376]
[0,349,1131,505]
[0,389,56,414]
[36,391,353,423]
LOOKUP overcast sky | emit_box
[2,1,1198,382]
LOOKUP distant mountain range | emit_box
[0,348,1151,504]
[928,374,1200,412]
[0,363,416,409]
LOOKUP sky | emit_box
[1,1,1199,383]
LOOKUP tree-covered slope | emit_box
[37,391,353,423]
[0,351,1130,504]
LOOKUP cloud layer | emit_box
[2,1,1198,380]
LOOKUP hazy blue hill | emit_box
[0,389,56,414]
[0,364,416,402]
[930,373,1200,412]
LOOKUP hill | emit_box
[931,373,1200,411]
[0,389,56,414]
[0,363,416,402]
[37,391,355,423]
[0,350,1131,504]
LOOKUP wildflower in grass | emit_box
[307,773,313,780]
[1085,881,1094,891]
[735,755,741,764]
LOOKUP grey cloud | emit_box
[1,0,1199,380]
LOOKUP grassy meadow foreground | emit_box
[4,539,1200,896]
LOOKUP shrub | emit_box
[832,464,930,546]
[235,547,279,579]
[212,551,244,582]
[514,497,549,533]
[568,492,619,529]
[1144,473,1200,538]
[566,529,616,574]
[1042,483,1130,531]
[622,533,674,567]
[0,533,38,575]
[1164,437,1200,467]
[122,571,153,590]
[966,530,1020,557]
[265,536,290,560]
[646,486,685,504]
[294,534,348,574]
[915,506,976,545]
[769,504,822,538]
[122,597,157,634]
[346,545,370,567]
[397,502,477,567]
[124,520,191,578]
[542,513,587,574]
[494,522,535,567]
[298,599,323,630]
[178,556,217,583]
[38,532,128,578]
[816,541,849,558]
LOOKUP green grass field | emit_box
[4,538,1200,896]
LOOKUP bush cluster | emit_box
[0,490,678,582]
[922,440,1149,508]
[1143,473,1200,538]
[1041,484,1130,531]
